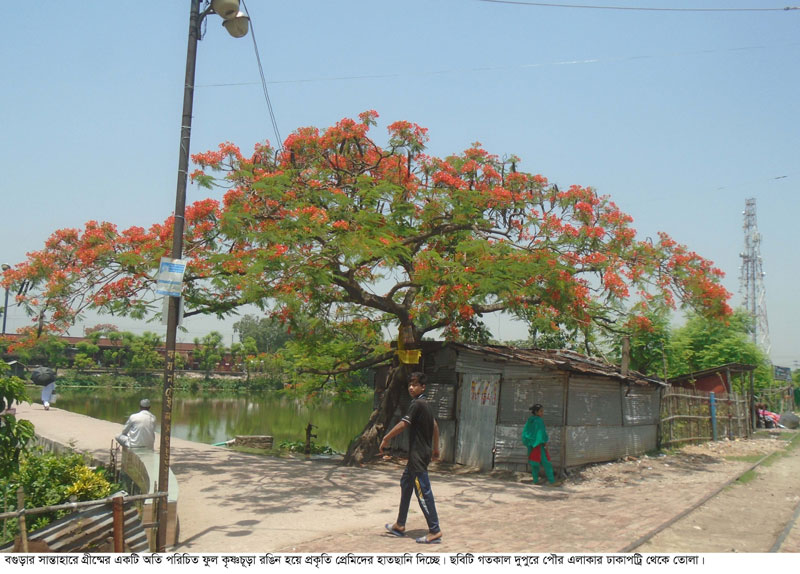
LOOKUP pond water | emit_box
[41,386,374,453]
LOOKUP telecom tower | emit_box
[739,198,771,354]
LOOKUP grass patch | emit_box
[734,469,758,485]
[762,434,800,466]
[724,454,763,463]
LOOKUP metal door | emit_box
[455,373,501,469]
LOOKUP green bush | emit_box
[0,450,119,544]
[1,363,35,477]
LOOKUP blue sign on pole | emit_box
[709,392,717,442]
[156,257,188,297]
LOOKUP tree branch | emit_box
[298,350,395,376]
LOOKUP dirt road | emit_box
[15,402,798,553]
[638,435,800,553]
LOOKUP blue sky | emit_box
[2,1,798,366]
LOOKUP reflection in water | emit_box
[51,387,373,452]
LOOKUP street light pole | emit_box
[157,0,248,551]
[156,0,199,552]
[1,264,10,335]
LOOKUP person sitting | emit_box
[116,399,157,449]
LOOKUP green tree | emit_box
[0,362,35,477]
[233,315,293,354]
[72,353,95,373]
[13,335,67,369]
[126,332,164,374]
[667,309,771,386]
[230,336,258,376]
[193,332,225,379]
[72,340,100,372]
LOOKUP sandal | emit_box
[385,523,405,537]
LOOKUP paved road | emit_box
[15,401,769,553]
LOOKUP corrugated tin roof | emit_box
[441,342,666,387]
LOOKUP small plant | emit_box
[278,440,338,455]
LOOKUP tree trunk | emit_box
[343,361,412,465]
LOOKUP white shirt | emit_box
[120,409,157,449]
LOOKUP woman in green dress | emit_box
[521,404,559,486]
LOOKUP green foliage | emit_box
[275,316,385,395]
[57,372,155,388]
[609,308,671,376]
[449,316,493,345]
[0,362,35,477]
[0,449,118,544]
[75,340,100,358]
[608,308,772,388]
[72,353,96,373]
[14,335,68,368]
[667,310,771,387]
[193,331,225,379]
[233,315,293,353]
[125,331,164,374]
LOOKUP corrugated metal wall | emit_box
[494,373,567,473]
[455,373,501,469]
[564,376,659,467]
[567,376,622,426]
[497,371,566,425]
[621,385,661,426]
[565,425,657,465]
[425,348,458,420]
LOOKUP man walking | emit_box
[116,399,157,449]
[380,371,442,544]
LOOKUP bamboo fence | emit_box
[755,384,794,415]
[660,387,749,448]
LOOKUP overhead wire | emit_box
[477,1,799,12]
[241,0,283,151]
[194,40,797,88]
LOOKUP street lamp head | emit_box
[1,264,10,272]
[211,0,240,20]
[222,12,249,38]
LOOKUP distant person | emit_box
[522,404,562,486]
[380,371,442,544]
[116,399,157,449]
[31,366,56,411]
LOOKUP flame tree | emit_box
[2,112,730,463]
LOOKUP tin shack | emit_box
[667,363,756,395]
[380,342,665,474]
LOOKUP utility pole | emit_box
[157,0,249,551]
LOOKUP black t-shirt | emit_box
[402,394,435,472]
